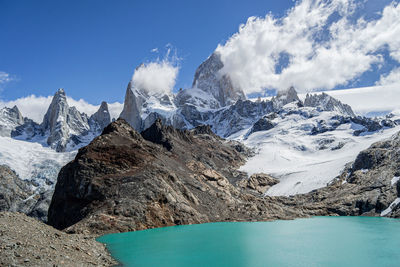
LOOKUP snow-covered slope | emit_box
[0,136,75,191]
[0,88,113,203]
[238,103,400,196]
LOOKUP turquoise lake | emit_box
[97,217,400,267]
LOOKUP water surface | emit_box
[98,217,400,267]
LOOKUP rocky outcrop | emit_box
[34,89,112,151]
[304,92,355,117]
[47,119,304,235]
[0,165,32,212]
[0,212,116,266]
[247,116,275,136]
[41,89,90,151]
[89,101,111,131]
[237,173,279,195]
[119,81,177,132]
[0,164,57,222]
[273,86,301,107]
[119,81,146,131]
[0,106,25,137]
[209,99,276,137]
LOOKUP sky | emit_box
[0,0,294,103]
[1,0,400,113]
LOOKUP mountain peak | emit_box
[56,88,65,95]
[41,89,90,152]
[192,52,246,107]
[90,101,111,130]
[274,86,301,106]
[304,92,355,117]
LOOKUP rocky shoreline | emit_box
[0,212,116,266]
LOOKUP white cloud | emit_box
[0,94,123,123]
[0,95,52,122]
[0,71,13,87]
[376,67,400,86]
[216,0,400,94]
[131,59,179,95]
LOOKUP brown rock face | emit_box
[237,173,279,195]
[47,119,303,235]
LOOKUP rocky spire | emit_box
[304,92,355,117]
[0,105,25,137]
[192,52,246,107]
[119,81,146,131]
[41,89,89,152]
[89,101,111,130]
[274,86,301,106]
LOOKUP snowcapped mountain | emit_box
[239,101,399,196]
[0,89,113,220]
[0,89,113,180]
[0,106,24,137]
[1,51,400,221]
[117,53,400,198]
[119,81,179,132]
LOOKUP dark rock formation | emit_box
[248,117,275,136]
[0,165,32,212]
[48,119,303,234]
[0,164,56,222]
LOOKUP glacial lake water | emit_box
[97,217,400,267]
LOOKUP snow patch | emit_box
[391,176,400,186]
[381,198,400,217]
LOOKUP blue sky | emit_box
[0,0,294,103]
[1,0,399,104]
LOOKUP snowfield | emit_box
[0,136,75,191]
[236,106,400,196]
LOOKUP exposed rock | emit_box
[141,118,192,150]
[0,212,115,266]
[192,52,246,108]
[0,106,25,137]
[119,81,146,131]
[304,92,355,117]
[0,164,58,222]
[119,80,177,132]
[247,117,275,136]
[89,101,111,131]
[211,99,275,137]
[0,165,32,212]
[11,118,42,140]
[273,86,301,107]
[48,119,305,235]
[237,173,279,195]
[41,89,90,151]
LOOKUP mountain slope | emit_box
[47,119,304,234]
